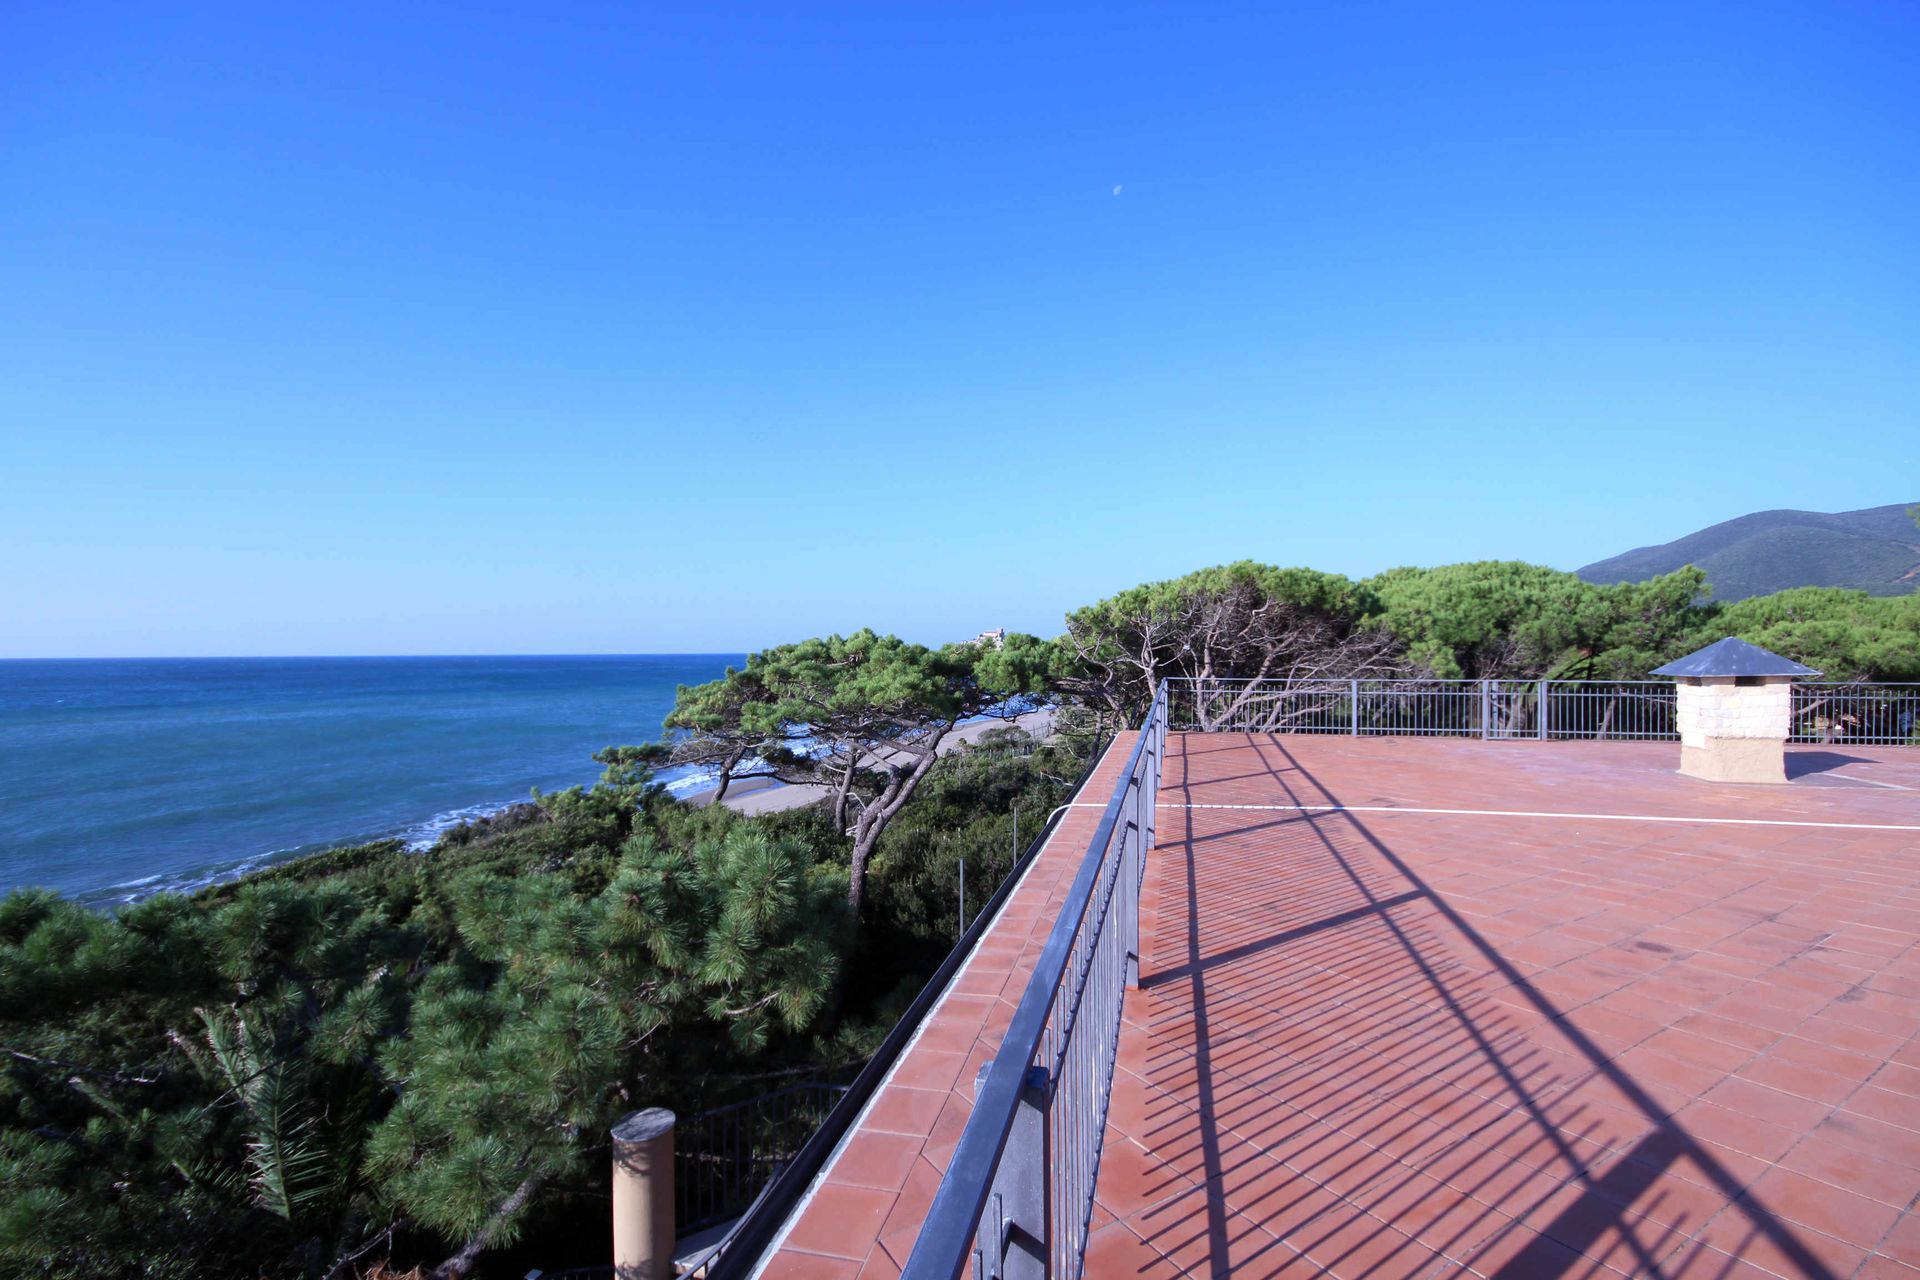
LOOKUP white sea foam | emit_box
[660,762,723,793]
[90,720,917,907]
[399,800,524,851]
[95,854,276,906]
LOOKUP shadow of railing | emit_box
[1112,731,1844,1280]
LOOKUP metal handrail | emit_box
[702,730,1114,1280]
[900,683,1168,1280]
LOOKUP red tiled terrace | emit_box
[758,734,1920,1279]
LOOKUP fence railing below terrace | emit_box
[1166,678,1920,746]
[675,1076,854,1233]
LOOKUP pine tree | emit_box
[366,826,847,1278]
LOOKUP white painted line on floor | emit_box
[1135,802,1920,834]
[1830,772,1915,792]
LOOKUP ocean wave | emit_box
[398,800,524,851]
[87,853,279,907]
[78,718,1059,910]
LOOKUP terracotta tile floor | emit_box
[1093,734,1920,1279]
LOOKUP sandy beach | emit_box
[689,708,1058,817]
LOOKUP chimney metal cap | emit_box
[1650,636,1820,679]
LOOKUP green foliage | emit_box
[0,871,410,1279]
[1056,556,1915,693]
[1361,562,1706,679]
[669,630,1046,766]
[1055,561,1392,719]
[663,629,1051,913]
[0,750,853,1278]
[1705,587,1920,680]
[370,822,843,1265]
[861,734,1090,987]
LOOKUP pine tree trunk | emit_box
[842,734,950,915]
[847,830,875,915]
[830,760,856,831]
[714,747,746,803]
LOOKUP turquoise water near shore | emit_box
[0,655,743,904]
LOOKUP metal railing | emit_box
[1166,677,1480,736]
[1166,677,1680,740]
[1792,683,1920,745]
[1540,681,1679,741]
[1167,677,1918,745]
[676,1077,853,1232]
[701,734,1114,1280]
[900,684,1168,1280]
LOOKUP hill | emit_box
[1578,502,1920,601]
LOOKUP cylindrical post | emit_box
[1349,679,1359,735]
[612,1108,676,1280]
[1539,679,1549,740]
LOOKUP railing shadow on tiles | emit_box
[810,673,1916,1280]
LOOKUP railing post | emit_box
[1480,681,1491,740]
[1349,679,1359,736]
[1125,696,1160,990]
[1538,679,1549,740]
[611,1108,676,1280]
[979,1065,1050,1280]
[1122,807,1141,991]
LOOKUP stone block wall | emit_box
[1676,679,1791,747]
[1675,678,1792,784]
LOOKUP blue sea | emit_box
[0,655,744,905]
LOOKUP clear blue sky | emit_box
[4,2,1915,657]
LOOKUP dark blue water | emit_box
[0,655,742,904]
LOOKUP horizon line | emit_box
[0,651,758,662]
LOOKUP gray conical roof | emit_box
[1651,636,1820,678]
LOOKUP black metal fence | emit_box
[676,1076,854,1233]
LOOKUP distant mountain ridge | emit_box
[1577,502,1920,602]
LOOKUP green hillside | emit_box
[1578,502,1920,601]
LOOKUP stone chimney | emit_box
[1652,637,1820,785]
